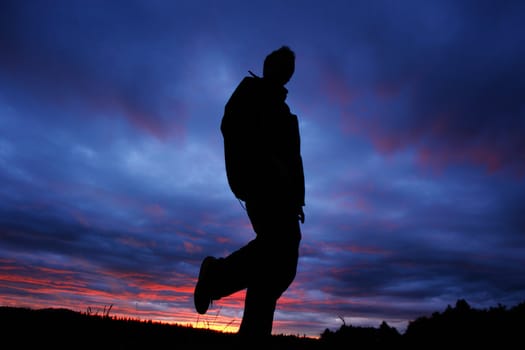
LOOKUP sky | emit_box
[1,0,524,338]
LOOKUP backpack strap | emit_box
[248,70,261,79]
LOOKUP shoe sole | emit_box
[194,256,215,314]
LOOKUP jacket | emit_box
[220,75,305,208]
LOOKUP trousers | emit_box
[211,200,302,338]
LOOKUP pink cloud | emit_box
[183,240,202,254]
[351,104,524,177]
[322,70,357,106]
[144,203,166,218]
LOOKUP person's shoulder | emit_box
[234,76,263,98]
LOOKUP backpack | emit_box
[220,73,262,201]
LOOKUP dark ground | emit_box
[2,299,524,349]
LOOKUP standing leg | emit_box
[238,285,277,339]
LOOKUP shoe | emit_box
[194,256,217,314]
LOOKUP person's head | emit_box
[263,46,295,86]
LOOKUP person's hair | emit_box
[263,46,295,85]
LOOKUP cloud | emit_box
[299,0,525,177]
[0,0,194,142]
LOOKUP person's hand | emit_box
[298,207,305,224]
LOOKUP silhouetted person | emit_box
[194,46,305,341]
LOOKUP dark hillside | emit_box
[0,306,319,349]
[1,299,523,349]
